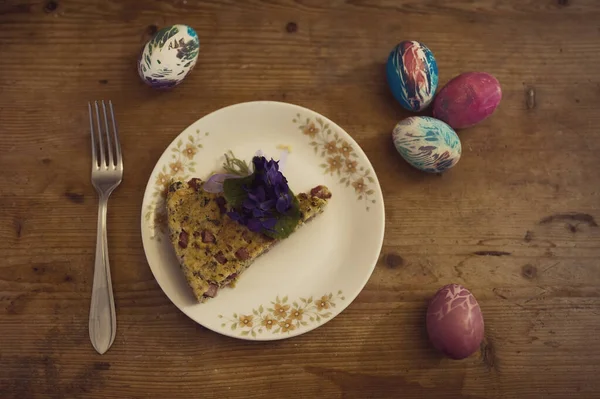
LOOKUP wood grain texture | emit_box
[1,0,599,397]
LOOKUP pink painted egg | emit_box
[426,283,484,359]
[432,72,501,129]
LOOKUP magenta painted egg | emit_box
[426,284,484,359]
[432,72,501,129]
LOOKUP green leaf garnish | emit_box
[223,174,254,209]
[262,191,301,240]
[223,151,251,176]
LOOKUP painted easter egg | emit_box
[138,24,200,89]
[426,284,484,360]
[392,116,461,173]
[433,72,502,129]
[386,41,438,112]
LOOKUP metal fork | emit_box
[88,100,122,354]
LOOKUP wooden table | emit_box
[1,1,599,397]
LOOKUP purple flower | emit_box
[244,186,276,213]
[227,156,294,234]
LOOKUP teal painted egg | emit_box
[392,116,461,173]
[386,41,438,112]
[138,24,200,89]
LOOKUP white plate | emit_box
[141,101,385,340]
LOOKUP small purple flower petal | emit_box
[258,199,275,211]
[253,186,266,202]
[242,198,256,210]
[276,195,291,213]
[267,159,279,171]
[203,173,245,193]
[274,181,289,196]
[228,211,244,223]
[247,218,263,232]
[267,167,280,185]
[253,156,268,172]
[252,208,267,218]
[261,218,277,230]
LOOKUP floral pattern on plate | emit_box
[218,291,345,337]
[143,129,209,240]
[141,101,385,341]
[293,114,376,211]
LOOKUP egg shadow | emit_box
[322,299,479,398]
[331,297,487,398]
[363,299,444,364]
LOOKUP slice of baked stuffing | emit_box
[167,178,331,302]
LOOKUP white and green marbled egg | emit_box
[138,24,200,89]
[392,116,462,173]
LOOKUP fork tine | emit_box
[88,102,98,168]
[94,101,106,167]
[108,101,122,169]
[101,101,114,167]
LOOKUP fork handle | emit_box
[89,196,117,354]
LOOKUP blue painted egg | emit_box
[386,41,438,112]
[392,116,461,173]
[138,24,200,89]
